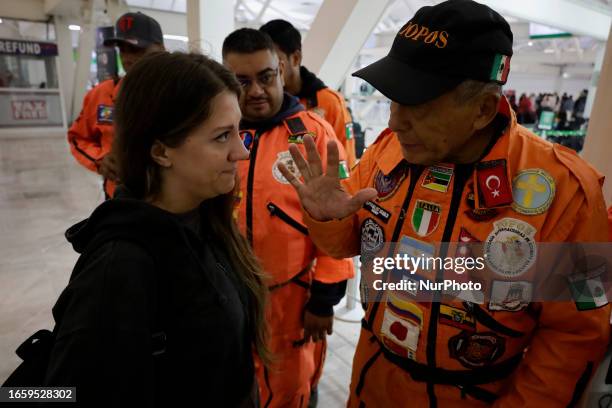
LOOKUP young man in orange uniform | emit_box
[280,1,611,406]
[222,29,354,408]
[260,19,357,168]
[67,12,164,199]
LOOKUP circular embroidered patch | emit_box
[272,151,301,184]
[360,218,385,259]
[484,218,537,278]
[511,169,555,215]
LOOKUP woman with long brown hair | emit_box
[43,52,269,407]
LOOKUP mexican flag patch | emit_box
[490,54,510,83]
[569,274,608,311]
[338,160,350,179]
[345,122,354,140]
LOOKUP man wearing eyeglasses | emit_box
[222,28,354,408]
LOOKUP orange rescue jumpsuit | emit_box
[304,97,611,407]
[608,206,612,241]
[67,78,121,198]
[237,100,354,408]
[297,66,357,168]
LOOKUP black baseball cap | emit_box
[104,12,163,49]
[353,0,513,106]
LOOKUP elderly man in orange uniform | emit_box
[222,29,354,408]
[280,1,611,406]
[67,12,164,199]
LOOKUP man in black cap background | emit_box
[279,0,611,406]
[67,12,165,199]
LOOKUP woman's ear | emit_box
[150,140,172,168]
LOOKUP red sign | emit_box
[11,100,48,120]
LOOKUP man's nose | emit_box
[388,103,411,132]
[247,81,265,98]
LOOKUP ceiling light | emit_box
[69,25,81,31]
[528,41,533,46]
[163,34,188,42]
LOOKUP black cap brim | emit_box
[352,55,464,106]
[103,37,152,49]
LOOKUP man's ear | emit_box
[291,49,302,68]
[278,58,286,86]
[473,92,501,131]
[150,140,172,168]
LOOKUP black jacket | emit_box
[43,194,256,407]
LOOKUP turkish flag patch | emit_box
[475,159,513,208]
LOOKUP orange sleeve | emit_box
[608,206,612,241]
[319,90,357,168]
[495,178,611,406]
[311,115,355,283]
[67,88,103,173]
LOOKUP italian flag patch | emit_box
[490,54,510,83]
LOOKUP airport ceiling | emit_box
[125,0,610,77]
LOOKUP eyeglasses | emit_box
[237,68,279,90]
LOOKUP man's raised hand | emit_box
[278,135,377,221]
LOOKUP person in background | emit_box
[67,12,165,199]
[45,52,268,407]
[280,0,610,406]
[222,28,354,408]
[260,19,357,168]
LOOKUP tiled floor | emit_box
[0,131,361,406]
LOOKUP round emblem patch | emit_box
[511,169,555,215]
[272,151,301,184]
[484,218,537,278]
[448,331,505,369]
[360,218,384,260]
[374,167,406,201]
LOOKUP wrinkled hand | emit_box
[97,154,119,181]
[278,135,377,221]
[303,310,333,343]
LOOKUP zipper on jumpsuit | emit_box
[246,132,261,246]
[425,165,471,408]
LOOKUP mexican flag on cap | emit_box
[490,54,510,83]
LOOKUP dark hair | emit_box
[113,51,270,364]
[222,28,276,58]
[260,19,302,55]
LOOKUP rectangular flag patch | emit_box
[338,160,350,179]
[569,275,608,311]
[345,122,354,140]
[490,54,511,83]
[422,166,453,193]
